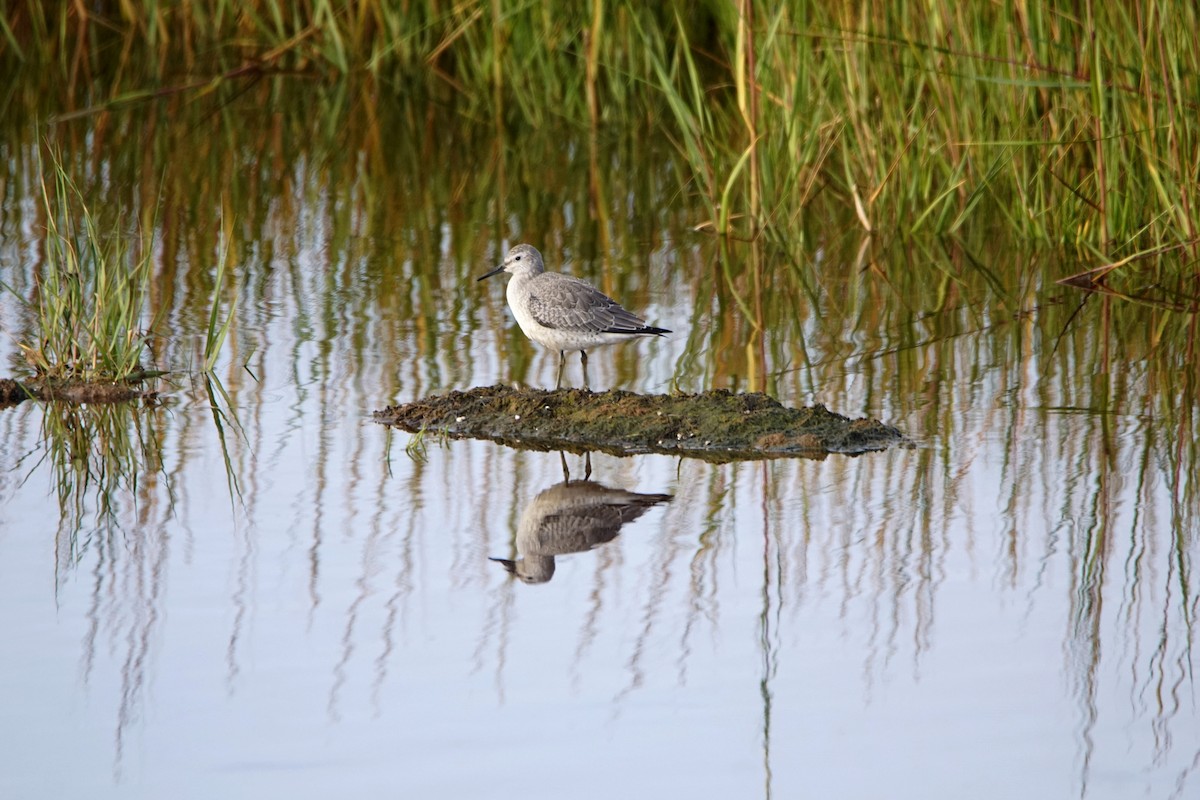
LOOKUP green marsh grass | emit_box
[4,0,1198,274]
[19,153,157,383]
[203,373,246,506]
[204,216,239,373]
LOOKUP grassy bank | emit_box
[3,0,1197,270]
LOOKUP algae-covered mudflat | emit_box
[375,386,906,460]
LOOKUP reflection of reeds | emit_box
[30,381,245,772]
[39,399,169,565]
[40,399,175,780]
[31,375,247,556]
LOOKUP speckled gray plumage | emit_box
[525,273,663,335]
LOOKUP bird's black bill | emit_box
[477,265,505,282]
[489,557,517,574]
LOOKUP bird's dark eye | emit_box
[515,256,522,261]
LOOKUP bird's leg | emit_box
[580,350,590,392]
[584,451,592,480]
[559,451,571,482]
[556,350,567,390]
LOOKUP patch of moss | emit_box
[374,385,907,461]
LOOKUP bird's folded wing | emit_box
[528,277,648,334]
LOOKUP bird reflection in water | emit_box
[491,453,672,584]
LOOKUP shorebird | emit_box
[477,244,670,390]
[490,475,672,584]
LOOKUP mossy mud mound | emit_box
[0,376,154,408]
[374,385,908,461]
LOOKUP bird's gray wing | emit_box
[527,275,649,334]
[536,496,671,551]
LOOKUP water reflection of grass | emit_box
[33,371,249,554]
[39,399,169,559]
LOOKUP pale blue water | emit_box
[2,257,1196,798]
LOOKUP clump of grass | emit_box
[650,0,1200,269]
[18,151,157,383]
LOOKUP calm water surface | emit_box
[0,81,1197,800]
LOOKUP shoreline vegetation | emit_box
[2,0,1196,275]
